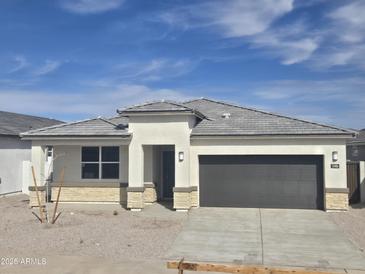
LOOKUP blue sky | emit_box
[0,0,364,129]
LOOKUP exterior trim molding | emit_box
[127,187,145,192]
[28,186,46,191]
[144,182,156,188]
[173,186,198,193]
[21,136,131,141]
[50,182,128,188]
[119,111,205,119]
[325,188,349,193]
[191,134,353,140]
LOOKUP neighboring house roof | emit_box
[183,98,354,136]
[0,110,62,136]
[118,100,206,119]
[348,129,365,145]
[21,98,354,138]
[21,117,130,138]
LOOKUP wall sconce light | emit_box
[332,151,338,162]
[178,151,184,162]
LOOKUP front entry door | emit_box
[162,151,175,199]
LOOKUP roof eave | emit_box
[21,134,131,141]
[190,133,354,139]
[118,110,206,120]
[0,133,19,137]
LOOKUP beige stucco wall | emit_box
[31,145,46,186]
[127,114,196,188]
[143,145,154,183]
[51,144,129,183]
[190,137,348,206]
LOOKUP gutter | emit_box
[190,134,354,140]
[118,110,207,120]
[21,135,132,141]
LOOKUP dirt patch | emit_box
[329,203,365,252]
[0,194,186,262]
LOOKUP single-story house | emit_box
[21,98,355,211]
[347,129,365,203]
[0,111,62,195]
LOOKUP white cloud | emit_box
[60,0,124,14]
[158,0,320,65]
[0,84,190,119]
[310,1,365,70]
[328,1,365,44]
[206,0,293,37]
[157,0,365,69]
[109,58,198,82]
[160,0,293,37]
[33,60,62,76]
[251,21,319,65]
[9,56,28,73]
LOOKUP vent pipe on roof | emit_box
[222,113,231,119]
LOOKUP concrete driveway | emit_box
[166,208,365,271]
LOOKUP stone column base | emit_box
[191,190,198,207]
[127,187,144,210]
[143,183,157,205]
[325,188,349,211]
[28,186,46,207]
[173,186,198,210]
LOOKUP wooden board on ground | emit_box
[167,260,340,274]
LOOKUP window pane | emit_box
[82,163,99,179]
[82,147,99,162]
[102,147,119,162]
[102,163,119,179]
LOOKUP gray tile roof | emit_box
[120,100,192,112]
[21,117,130,137]
[184,98,354,136]
[0,111,62,136]
[348,129,365,144]
[20,98,354,138]
[118,100,206,119]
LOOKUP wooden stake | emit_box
[167,261,337,274]
[178,258,184,274]
[31,166,45,223]
[31,211,42,223]
[53,212,62,224]
[51,167,65,224]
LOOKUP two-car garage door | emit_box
[199,155,324,209]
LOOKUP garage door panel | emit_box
[199,155,324,209]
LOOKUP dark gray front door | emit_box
[162,151,175,199]
[199,155,324,209]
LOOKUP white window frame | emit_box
[81,146,120,180]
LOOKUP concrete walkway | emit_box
[166,208,365,271]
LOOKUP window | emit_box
[81,146,119,179]
[81,147,99,179]
[101,147,119,179]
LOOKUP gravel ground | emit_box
[0,194,187,263]
[2,194,364,268]
[328,203,365,252]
